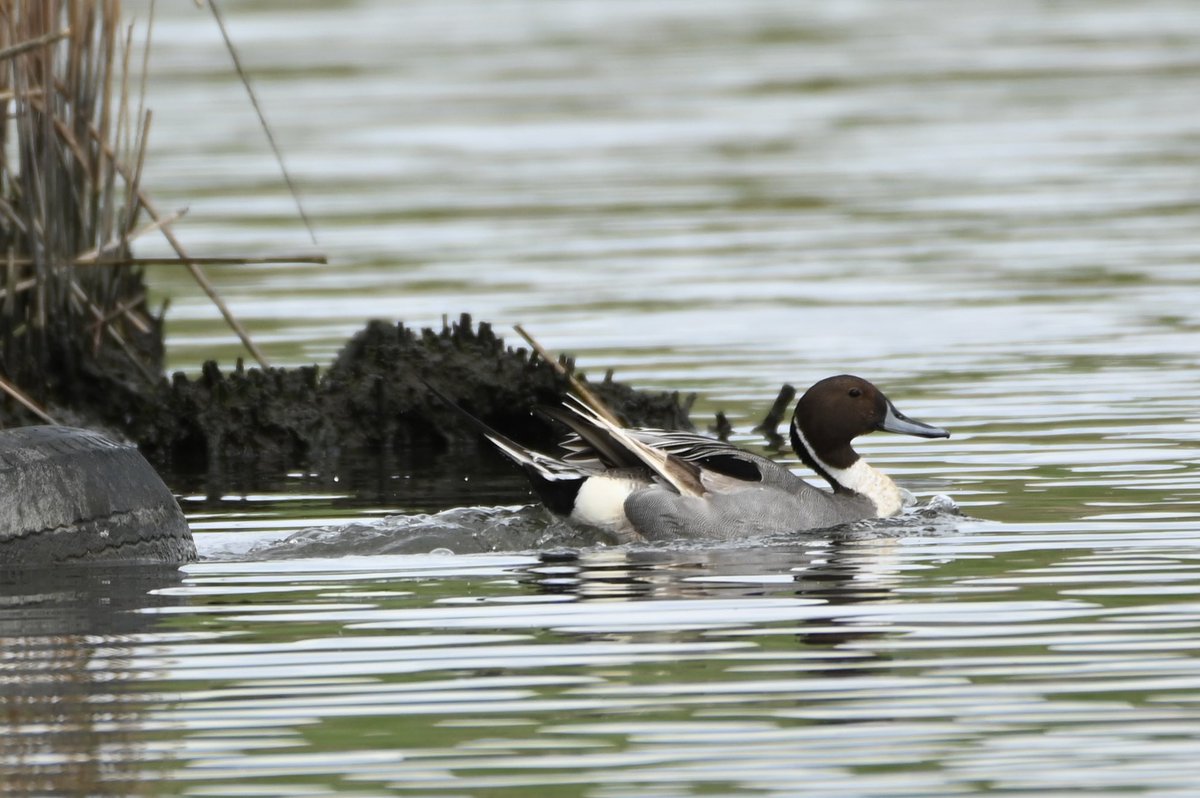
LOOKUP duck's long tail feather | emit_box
[422,382,591,515]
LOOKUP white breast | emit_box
[821,459,905,517]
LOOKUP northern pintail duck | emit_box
[456,375,948,541]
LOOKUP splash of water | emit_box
[239,497,964,560]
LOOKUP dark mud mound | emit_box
[2,312,693,492]
[129,314,693,488]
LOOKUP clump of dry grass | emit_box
[0,0,307,425]
[0,0,158,420]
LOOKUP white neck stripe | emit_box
[792,422,904,517]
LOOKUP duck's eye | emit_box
[848,387,862,398]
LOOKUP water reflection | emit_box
[524,541,910,677]
[0,565,186,796]
[520,540,904,601]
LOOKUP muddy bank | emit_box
[44,314,694,489]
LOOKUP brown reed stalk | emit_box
[513,324,623,426]
[0,0,312,425]
[0,0,160,417]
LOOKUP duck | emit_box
[440,375,949,542]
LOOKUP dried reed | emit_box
[0,0,157,416]
[0,0,298,422]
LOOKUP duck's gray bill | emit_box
[880,403,950,439]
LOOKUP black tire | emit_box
[0,426,195,565]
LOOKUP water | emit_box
[5,0,1200,794]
